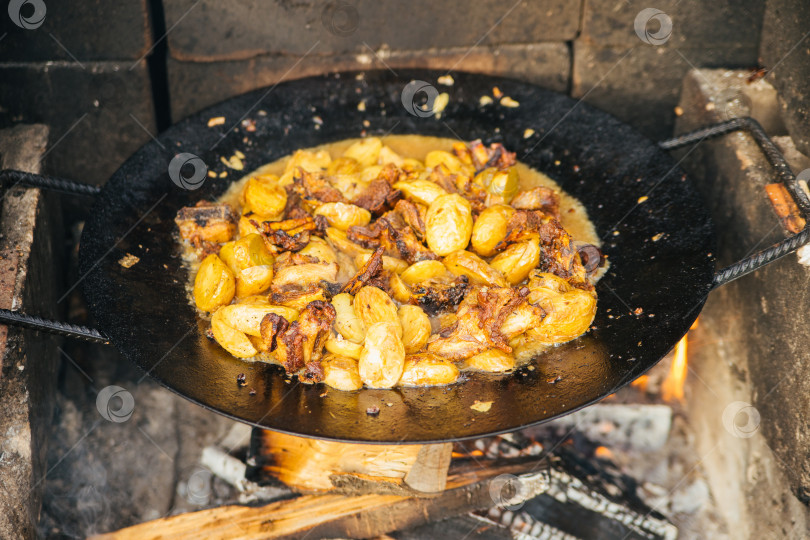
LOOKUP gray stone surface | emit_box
[37,344,239,537]
[168,43,570,121]
[674,68,810,538]
[0,0,152,61]
[760,0,810,157]
[581,0,765,49]
[0,61,157,185]
[0,124,61,540]
[572,43,758,140]
[164,0,580,61]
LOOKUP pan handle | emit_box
[0,169,101,196]
[659,117,810,289]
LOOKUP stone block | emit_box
[0,0,152,61]
[163,0,579,61]
[0,61,157,185]
[674,68,810,537]
[572,43,758,140]
[760,0,810,156]
[582,0,764,49]
[168,43,571,121]
[0,124,62,540]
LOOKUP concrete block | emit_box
[168,43,570,121]
[164,0,580,61]
[0,0,152,61]
[0,61,156,185]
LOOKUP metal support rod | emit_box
[0,309,110,344]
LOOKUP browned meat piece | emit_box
[427,286,527,360]
[536,219,593,291]
[394,199,426,241]
[382,216,438,263]
[352,178,401,214]
[341,246,385,295]
[189,237,220,258]
[298,168,346,203]
[254,216,320,253]
[453,140,516,172]
[301,360,325,384]
[411,276,469,315]
[496,210,549,247]
[376,163,408,185]
[428,164,459,194]
[175,202,236,243]
[510,187,560,219]
[270,286,328,311]
[275,300,336,374]
[259,312,290,352]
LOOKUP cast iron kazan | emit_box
[4,70,809,442]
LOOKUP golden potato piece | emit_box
[211,308,257,358]
[425,194,473,256]
[359,322,405,388]
[388,272,413,303]
[443,250,508,287]
[474,167,519,205]
[216,303,298,337]
[343,137,383,167]
[243,176,287,218]
[399,353,459,387]
[326,156,360,175]
[331,293,366,344]
[393,180,447,207]
[355,253,409,274]
[322,353,363,391]
[466,349,515,372]
[298,237,338,265]
[425,150,463,174]
[325,333,363,359]
[400,260,447,286]
[471,204,514,257]
[314,202,372,231]
[283,149,332,174]
[398,305,431,354]
[219,233,274,273]
[235,265,274,297]
[272,262,338,290]
[527,286,596,344]
[490,239,541,285]
[194,254,236,312]
[238,214,275,237]
[326,227,372,258]
[353,286,401,336]
[378,146,404,167]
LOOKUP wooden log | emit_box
[250,430,453,495]
[89,458,551,540]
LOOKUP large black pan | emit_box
[75,69,762,442]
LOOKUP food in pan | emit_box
[176,135,603,391]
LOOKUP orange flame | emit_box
[661,318,697,402]
[595,446,613,459]
[631,374,650,392]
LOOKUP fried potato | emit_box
[355,253,409,274]
[298,236,338,265]
[272,262,338,290]
[400,260,447,286]
[443,250,508,287]
[326,227,372,258]
[425,194,473,256]
[235,265,274,297]
[331,293,366,344]
[388,272,413,303]
[322,353,363,391]
[474,167,519,205]
[211,308,257,358]
[326,156,360,175]
[219,234,274,273]
[194,254,236,312]
[425,150,464,174]
[526,277,596,344]
[314,202,372,231]
[353,286,401,337]
[471,204,514,257]
[378,146,404,167]
[343,137,383,167]
[243,176,287,218]
[359,321,405,388]
[490,239,541,285]
[399,353,459,386]
[216,303,298,337]
[324,332,363,359]
[466,349,515,372]
[398,305,431,354]
[283,149,332,174]
[393,180,448,206]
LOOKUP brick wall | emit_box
[0,1,768,179]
